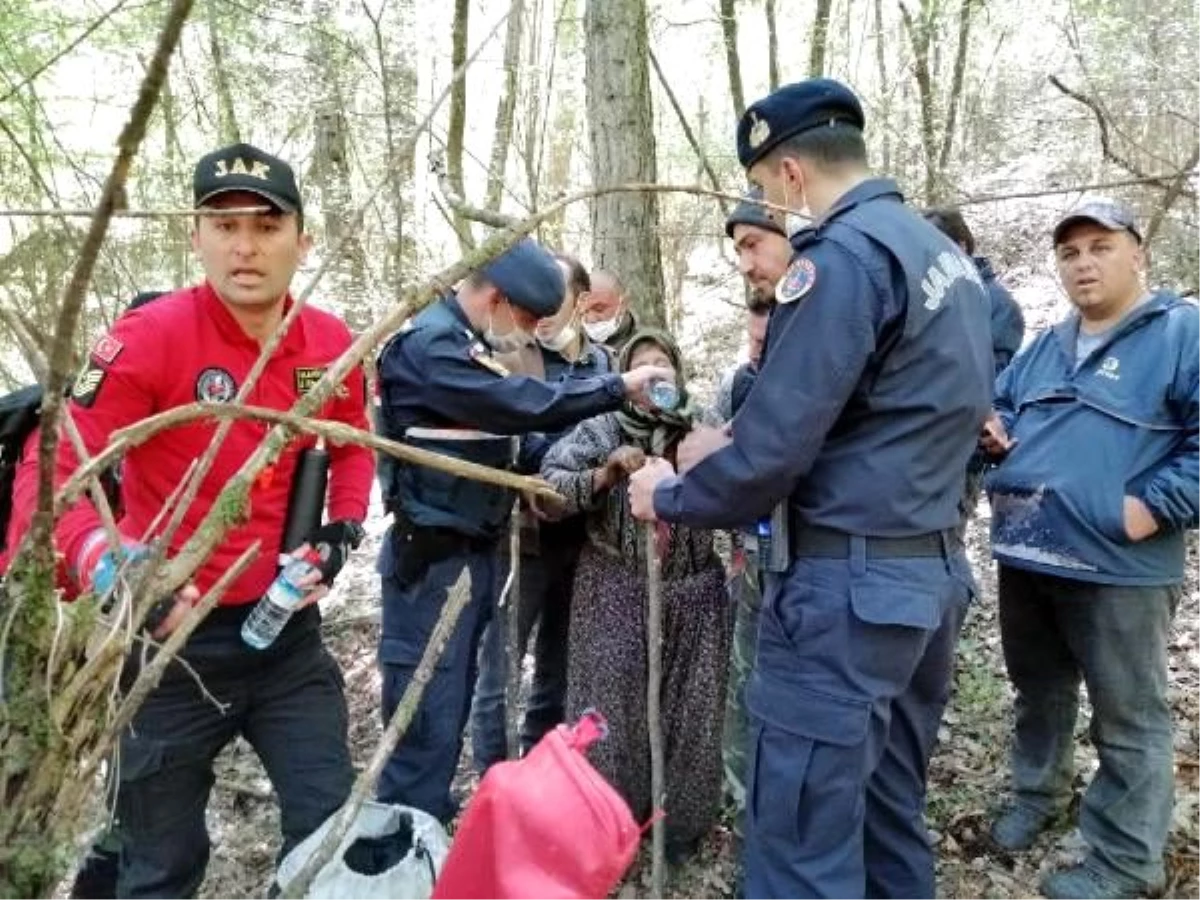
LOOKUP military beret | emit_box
[725,187,786,239]
[193,142,302,216]
[1052,199,1142,245]
[737,78,866,168]
[480,238,565,318]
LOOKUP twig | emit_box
[504,505,522,758]
[280,566,475,899]
[432,147,522,229]
[648,49,728,210]
[55,402,561,512]
[644,525,666,898]
[27,0,196,589]
[0,204,271,218]
[77,541,259,782]
[954,171,1200,207]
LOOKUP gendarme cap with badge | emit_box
[737,78,866,169]
[193,142,303,216]
[480,238,565,319]
[1052,199,1142,246]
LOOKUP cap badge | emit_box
[213,158,270,180]
[748,112,771,149]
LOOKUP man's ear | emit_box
[298,230,314,262]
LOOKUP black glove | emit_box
[304,520,365,585]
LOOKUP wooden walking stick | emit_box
[502,501,523,758]
[644,523,667,897]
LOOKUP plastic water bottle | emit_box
[241,556,319,650]
[756,517,772,564]
[648,378,680,411]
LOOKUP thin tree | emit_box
[718,0,745,115]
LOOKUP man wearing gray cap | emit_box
[373,237,671,822]
[981,200,1198,899]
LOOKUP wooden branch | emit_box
[280,567,474,899]
[1144,143,1200,246]
[0,306,47,378]
[27,0,196,627]
[56,403,560,512]
[503,504,522,758]
[1048,75,1196,198]
[954,171,1200,206]
[717,0,745,115]
[648,49,728,211]
[0,204,271,218]
[644,525,666,898]
[432,147,523,229]
[485,0,525,211]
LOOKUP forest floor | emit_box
[107,502,1196,900]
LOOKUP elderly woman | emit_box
[540,329,730,860]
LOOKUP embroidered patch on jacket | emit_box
[295,366,349,399]
[776,256,817,304]
[195,367,237,403]
[91,334,124,366]
[71,365,107,408]
[469,343,510,377]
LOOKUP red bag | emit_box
[432,711,642,899]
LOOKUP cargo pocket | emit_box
[746,673,870,851]
[848,561,945,691]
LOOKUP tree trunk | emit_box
[765,0,780,90]
[808,0,834,77]
[310,0,370,331]
[936,0,975,182]
[485,0,525,211]
[447,0,474,251]
[899,0,938,203]
[873,0,891,172]
[159,71,190,286]
[366,0,418,302]
[718,0,745,116]
[206,1,240,143]
[538,0,578,245]
[584,0,666,327]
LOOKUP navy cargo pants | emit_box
[376,526,498,823]
[116,606,352,899]
[743,535,972,898]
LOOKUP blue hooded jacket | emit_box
[987,291,1198,585]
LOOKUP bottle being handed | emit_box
[648,378,680,412]
[241,553,320,650]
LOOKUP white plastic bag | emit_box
[275,801,450,900]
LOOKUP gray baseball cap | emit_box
[1053,199,1141,245]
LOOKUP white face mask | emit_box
[583,316,620,343]
[783,178,811,238]
[537,323,578,353]
[485,303,532,352]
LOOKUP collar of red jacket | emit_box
[199,281,309,356]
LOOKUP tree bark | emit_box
[808,0,834,77]
[310,0,370,332]
[584,0,666,327]
[765,0,780,90]
[486,0,525,211]
[936,0,975,179]
[447,0,474,251]
[873,0,891,172]
[206,1,240,143]
[899,0,938,203]
[718,0,745,116]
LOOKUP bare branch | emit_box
[648,49,728,209]
[1144,144,1200,246]
[280,567,475,898]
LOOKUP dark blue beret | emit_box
[725,187,786,239]
[480,237,565,318]
[737,78,866,168]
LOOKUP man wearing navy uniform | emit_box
[983,201,1197,899]
[374,237,669,822]
[629,79,993,897]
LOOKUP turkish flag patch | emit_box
[91,333,124,365]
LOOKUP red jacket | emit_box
[55,283,373,604]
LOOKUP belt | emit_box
[790,525,951,559]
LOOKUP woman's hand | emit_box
[607,445,647,477]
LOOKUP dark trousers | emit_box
[376,528,498,822]
[115,610,352,899]
[470,525,582,770]
[743,543,973,899]
[998,565,1178,887]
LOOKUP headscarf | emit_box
[614,328,696,456]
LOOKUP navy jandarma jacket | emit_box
[987,291,1199,585]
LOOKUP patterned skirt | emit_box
[565,542,731,847]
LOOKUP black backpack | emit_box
[0,384,45,554]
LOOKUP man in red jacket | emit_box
[55,143,373,898]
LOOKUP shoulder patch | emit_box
[469,343,510,377]
[776,256,817,305]
[72,365,107,408]
[90,333,124,366]
[195,367,238,403]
